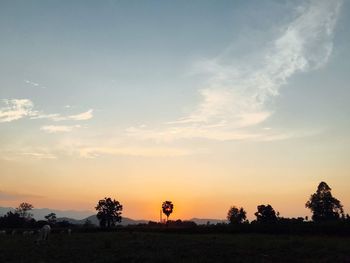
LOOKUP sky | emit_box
[0,0,350,221]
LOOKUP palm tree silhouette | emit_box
[162,201,174,222]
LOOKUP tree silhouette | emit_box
[95,197,123,228]
[227,206,247,224]
[305,181,344,222]
[255,204,278,223]
[162,201,174,221]
[1,211,25,228]
[45,213,57,224]
[15,202,34,219]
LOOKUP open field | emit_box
[1,232,350,263]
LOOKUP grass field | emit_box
[1,231,350,262]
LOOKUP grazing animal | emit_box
[67,228,72,235]
[0,230,6,235]
[37,225,51,242]
[11,230,16,236]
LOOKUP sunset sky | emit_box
[1,0,350,221]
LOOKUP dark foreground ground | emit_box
[1,232,350,263]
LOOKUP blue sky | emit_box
[0,0,349,220]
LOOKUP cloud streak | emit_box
[21,152,57,159]
[32,109,94,121]
[127,0,342,142]
[25,80,46,89]
[40,125,81,133]
[0,99,35,123]
[78,146,192,158]
[61,109,93,121]
[0,99,93,124]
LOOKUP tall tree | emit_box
[162,201,174,221]
[45,213,57,224]
[255,204,278,223]
[306,181,344,222]
[227,206,247,224]
[95,197,123,228]
[15,202,34,219]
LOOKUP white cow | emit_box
[0,230,6,235]
[37,225,51,242]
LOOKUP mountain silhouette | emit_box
[0,207,226,225]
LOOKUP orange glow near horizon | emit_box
[1,142,350,221]
[2,182,350,221]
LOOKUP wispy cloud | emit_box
[40,125,81,133]
[65,109,93,121]
[0,146,58,161]
[33,109,93,121]
[127,0,342,142]
[24,80,46,89]
[0,99,35,123]
[78,146,192,158]
[0,99,93,124]
[21,152,57,159]
[29,113,61,120]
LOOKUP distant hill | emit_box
[0,207,225,226]
[0,207,147,226]
[0,207,94,220]
[57,215,148,226]
[57,216,226,226]
[0,207,14,216]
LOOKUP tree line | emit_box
[227,181,345,224]
[0,181,349,230]
[227,181,347,224]
[95,181,348,227]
